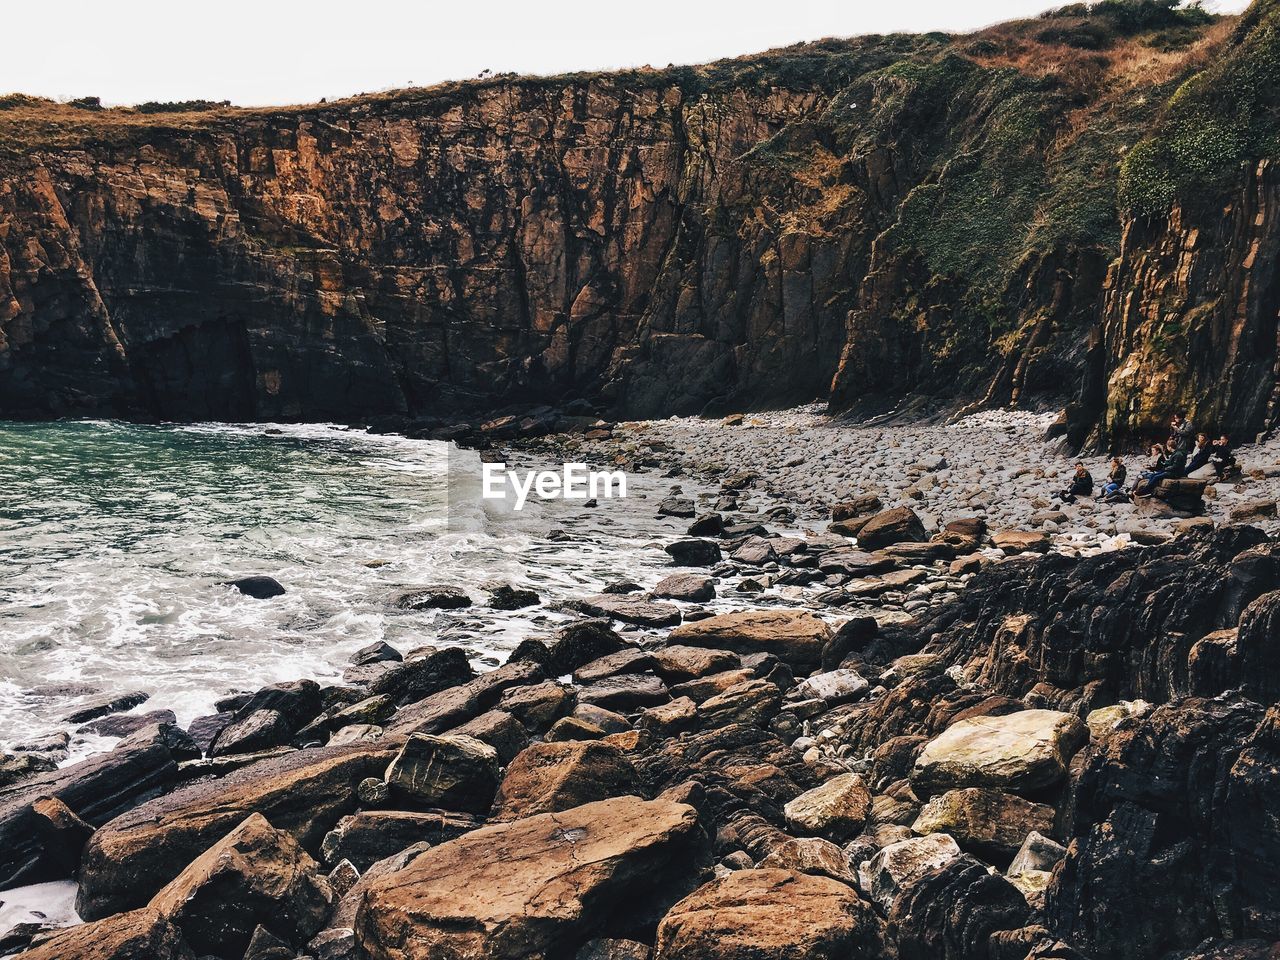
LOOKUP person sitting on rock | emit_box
[1137,443,1188,498]
[1099,457,1127,501]
[1210,434,1238,480]
[1059,462,1093,502]
[1133,443,1169,498]
[1185,432,1214,478]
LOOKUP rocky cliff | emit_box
[2,1,1278,445]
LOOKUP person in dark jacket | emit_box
[1210,435,1237,479]
[1168,411,1195,452]
[1134,443,1170,498]
[1060,462,1093,502]
[1185,433,1213,476]
[1099,457,1127,501]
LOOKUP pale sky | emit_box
[0,0,1252,107]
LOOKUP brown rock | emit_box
[355,797,700,960]
[76,745,391,920]
[783,773,872,843]
[492,740,638,820]
[911,787,1056,860]
[854,507,927,550]
[670,610,832,668]
[321,810,477,871]
[148,813,332,959]
[384,734,499,814]
[12,908,193,960]
[653,868,882,960]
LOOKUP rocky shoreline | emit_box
[3,410,1280,960]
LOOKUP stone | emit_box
[578,673,671,712]
[687,513,725,537]
[795,668,869,705]
[148,813,333,959]
[665,539,723,566]
[367,646,476,706]
[350,641,402,666]
[575,594,683,627]
[832,495,884,521]
[575,939,651,960]
[658,496,696,517]
[758,836,858,884]
[392,585,471,609]
[698,678,783,728]
[652,868,883,960]
[384,734,500,814]
[63,690,150,724]
[77,745,392,919]
[784,773,872,842]
[1007,830,1067,876]
[0,740,180,890]
[321,810,476,871]
[859,832,962,911]
[911,787,1056,860]
[889,854,1030,960]
[912,710,1088,795]
[574,649,658,684]
[355,798,699,959]
[451,709,531,764]
[79,709,178,737]
[10,907,192,960]
[386,659,543,735]
[496,680,575,731]
[653,573,716,602]
[487,584,540,609]
[855,507,927,549]
[731,536,778,565]
[546,716,608,742]
[226,576,287,599]
[650,645,739,683]
[670,610,832,668]
[492,740,638,820]
[209,680,322,757]
[1085,699,1152,739]
[992,530,1052,554]
[639,696,698,736]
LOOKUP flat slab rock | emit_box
[575,595,683,627]
[354,797,699,960]
[669,610,832,668]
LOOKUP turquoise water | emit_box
[0,421,687,749]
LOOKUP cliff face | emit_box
[1,2,1278,443]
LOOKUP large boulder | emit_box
[911,788,1056,861]
[385,660,544,735]
[670,611,832,668]
[354,797,700,959]
[209,680,322,756]
[384,734,500,814]
[492,741,638,820]
[855,507,927,550]
[148,813,332,959]
[77,745,392,920]
[783,773,872,843]
[859,833,962,911]
[653,868,883,960]
[11,908,193,960]
[912,710,1088,795]
[321,810,476,871]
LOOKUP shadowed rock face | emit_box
[4,7,1278,438]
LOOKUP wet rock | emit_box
[0,739,179,889]
[492,740,638,820]
[658,496,696,517]
[579,672,672,712]
[758,836,859,884]
[639,696,699,736]
[367,646,476,706]
[912,787,1056,861]
[653,573,716,602]
[350,641,402,666]
[209,680,322,757]
[63,690,150,724]
[912,710,1088,795]
[226,576,287,599]
[30,796,94,875]
[77,745,392,919]
[731,536,778,566]
[487,584,540,609]
[576,939,651,960]
[79,709,178,737]
[0,752,57,789]
[117,723,202,762]
[186,713,233,753]
[575,595,682,627]
[687,514,725,537]
[546,716,608,742]
[148,812,332,959]
[386,659,543,735]
[784,773,872,843]
[860,833,962,911]
[832,495,884,522]
[574,704,634,733]
[671,610,831,669]
[855,507,927,550]
[11,907,192,960]
[321,810,477,871]
[575,649,660,684]
[355,797,700,959]
[384,734,500,814]
[392,585,471,610]
[888,854,1030,960]
[665,539,723,567]
[653,868,883,960]
[650,645,739,684]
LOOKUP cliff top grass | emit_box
[0,1,1231,157]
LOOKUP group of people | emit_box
[1058,412,1238,504]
